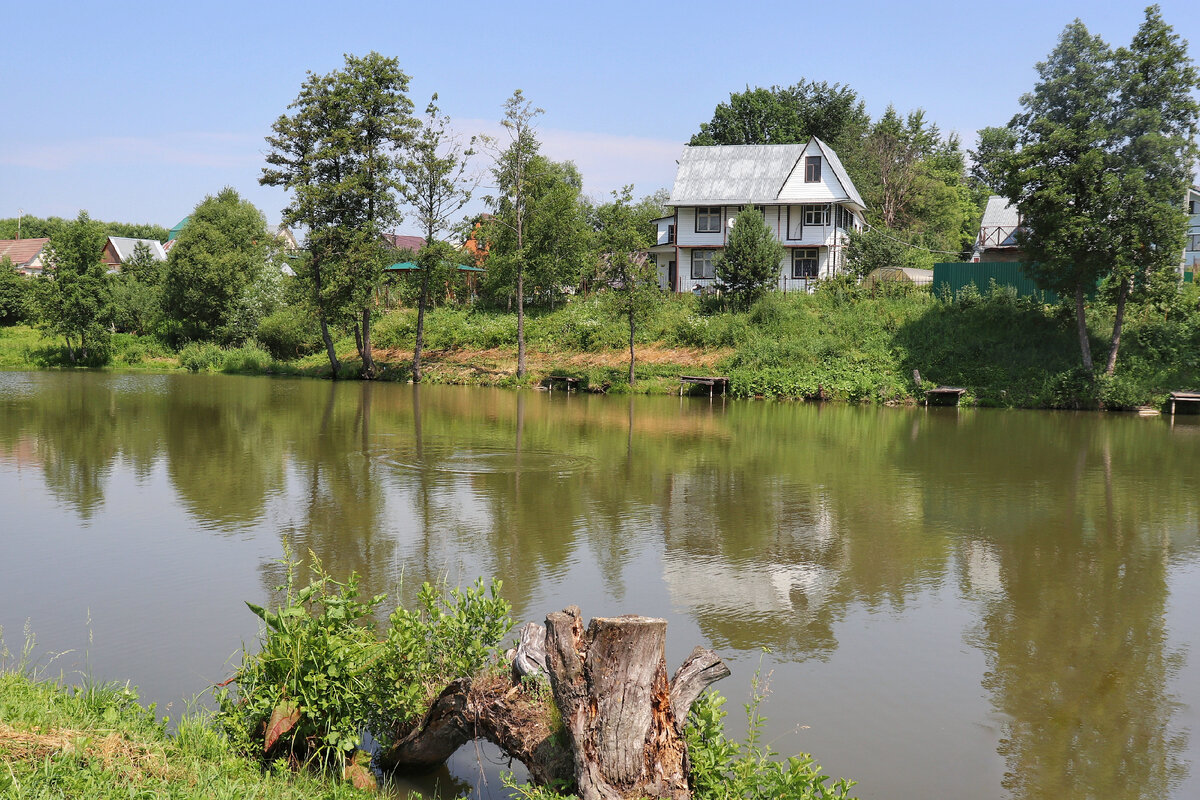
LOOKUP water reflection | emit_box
[2,373,1198,800]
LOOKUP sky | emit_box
[3,0,1198,236]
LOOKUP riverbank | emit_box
[4,284,1198,409]
[0,671,374,798]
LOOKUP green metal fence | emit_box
[932,262,1063,302]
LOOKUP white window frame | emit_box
[695,207,722,233]
[803,204,830,226]
[691,249,716,279]
[792,248,819,279]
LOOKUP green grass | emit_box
[0,671,378,798]
[5,281,1200,408]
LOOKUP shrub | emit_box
[371,311,415,350]
[686,672,857,800]
[257,308,320,361]
[178,342,224,372]
[221,344,273,374]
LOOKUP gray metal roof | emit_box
[980,196,1019,228]
[667,137,865,209]
[108,237,167,262]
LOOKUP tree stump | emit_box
[545,606,730,800]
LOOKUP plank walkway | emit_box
[1169,391,1200,415]
[924,387,967,406]
[679,376,729,397]
[544,375,580,393]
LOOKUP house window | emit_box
[695,207,721,233]
[667,224,675,243]
[792,248,819,278]
[1190,200,1197,214]
[803,204,830,226]
[1190,233,1200,251]
[805,156,821,182]
[691,249,716,279]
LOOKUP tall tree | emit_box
[486,90,543,378]
[595,187,657,386]
[1105,5,1200,375]
[38,211,111,363]
[980,8,1200,376]
[162,188,273,344]
[990,20,1120,373]
[0,256,33,326]
[714,207,785,309]
[400,95,477,383]
[262,52,416,378]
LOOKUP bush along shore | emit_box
[4,281,1199,410]
[0,558,858,799]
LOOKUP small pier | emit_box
[1169,391,1200,415]
[679,375,729,398]
[924,387,967,406]
[544,375,580,393]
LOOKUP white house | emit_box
[971,196,1025,263]
[1184,185,1200,275]
[650,137,866,293]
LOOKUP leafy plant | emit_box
[686,671,857,800]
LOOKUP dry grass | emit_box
[0,720,171,779]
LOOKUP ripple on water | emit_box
[373,442,593,477]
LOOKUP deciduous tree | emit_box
[595,187,658,386]
[401,95,477,383]
[38,211,111,363]
[262,52,416,378]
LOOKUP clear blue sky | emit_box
[3,0,1198,235]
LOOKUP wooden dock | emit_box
[679,375,729,397]
[1169,391,1200,415]
[924,387,967,406]
[544,375,580,393]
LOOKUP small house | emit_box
[651,137,867,293]
[101,237,168,272]
[971,197,1025,263]
[0,238,51,275]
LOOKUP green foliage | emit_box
[377,578,512,725]
[0,215,169,242]
[178,341,226,372]
[714,208,786,311]
[258,307,322,360]
[262,52,417,376]
[218,554,387,766]
[221,344,274,374]
[0,256,34,325]
[686,678,857,800]
[218,551,512,771]
[0,671,374,799]
[162,188,276,345]
[37,212,113,364]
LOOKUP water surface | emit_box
[1,371,1197,800]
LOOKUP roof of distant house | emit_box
[0,237,50,267]
[383,233,426,252]
[668,137,866,209]
[977,196,1023,249]
[107,237,167,262]
[168,217,189,241]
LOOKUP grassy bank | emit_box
[0,671,373,798]
[4,283,1199,409]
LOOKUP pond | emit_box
[1,370,1198,800]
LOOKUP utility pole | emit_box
[16,209,23,240]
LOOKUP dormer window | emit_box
[805,156,821,182]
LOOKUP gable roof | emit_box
[383,233,426,252]
[107,237,167,262]
[977,196,1023,249]
[668,137,865,209]
[0,238,50,267]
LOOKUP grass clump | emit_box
[0,670,375,798]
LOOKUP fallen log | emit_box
[379,607,729,800]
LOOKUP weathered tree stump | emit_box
[545,606,730,800]
[379,607,728,800]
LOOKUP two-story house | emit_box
[649,137,866,293]
[1184,185,1200,276]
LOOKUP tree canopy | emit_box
[715,208,786,309]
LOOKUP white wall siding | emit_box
[676,206,726,247]
[777,141,851,204]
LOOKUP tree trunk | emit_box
[1105,276,1129,377]
[517,263,526,378]
[545,606,730,800]
[379,608,729,800]
[360,307,375,380]
[319,316,341,378]
[1074,286,1094,374]
[627,309,636,387]
[412,266,430,383]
